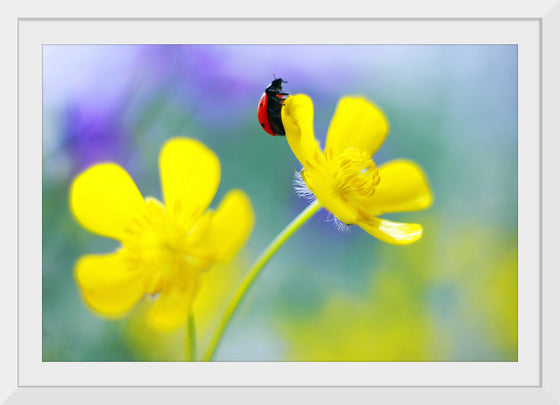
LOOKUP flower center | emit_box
[121,198,211,293]
[332,148,380,197]
[125,198,186,252]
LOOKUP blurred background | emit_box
[42,45,517,362]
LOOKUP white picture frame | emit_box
[3,0,559,403]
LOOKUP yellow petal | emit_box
[74,251,145,317]
[70,163,145,240]
[159,137,221,228]
[358,159,433,214]
[324,97,389,161]
[146,282,198,332]
[192,190,255,262]
[359,217,423,245]
[211,190,255,261]
[281,94,326,170]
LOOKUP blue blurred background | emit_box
[42,45,517,361]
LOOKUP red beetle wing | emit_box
[257,92,275,136]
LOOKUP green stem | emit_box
[186,307,196,361]
[202,200,322,361]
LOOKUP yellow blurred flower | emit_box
[282,95,433,244]
[440,226,518,360]
[70,137,255,331]
[278,266,446,361]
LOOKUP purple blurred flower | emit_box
[44,46,141,175]
[132,45,256,130]
[64,99,132,172]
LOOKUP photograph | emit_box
[42,44,518,362]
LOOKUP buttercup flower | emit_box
[282,95,432,244]
[70,137,255,331]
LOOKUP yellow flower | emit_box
[282,95,433,245]
[278,267,444,361]
[70,137,255,331]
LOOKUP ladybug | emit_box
[257,78,289,136]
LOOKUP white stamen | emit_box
[293,170,316,201]
[325,212,351,233]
